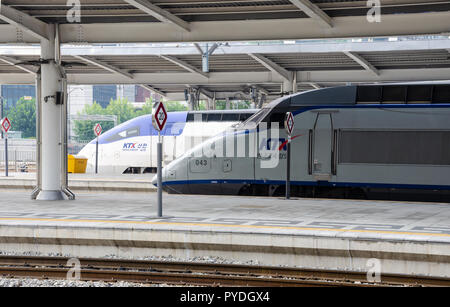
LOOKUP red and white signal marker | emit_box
[284,112,294,137]
[152,102,168,132]
[1,117,11,134]
[93,123,102,137]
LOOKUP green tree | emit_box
[73,119,115,142]
[73,102,114,142]
[104,98,136,124]
[135,98,154,117]
[166,101,188,112]
[7,98,36,138]
[72,98,189,142]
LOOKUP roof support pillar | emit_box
[283,79,293,96]
[292,71,298,93]
[226,98,231,110]
[35,25,68,201]
[187,88,199,111]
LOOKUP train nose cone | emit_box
[151,174,158,186]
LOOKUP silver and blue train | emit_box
[78,110,256,174]
[158,84,450,201]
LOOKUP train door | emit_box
[310,112,334,181]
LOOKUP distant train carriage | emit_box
[78,110,256,174]
[159,84,450,202]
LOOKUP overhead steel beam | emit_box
[2,39,450,57]
[207,43,220,56]
[123,0,190,32]
[198,88,214,100]
[193,43,203,55]
[0,55,37,74]
[248,53,292,82]
[73,55,135,79]
[46,39,450,56]
[70,69,450,85]
[343,51,380,76]
[3,69,450,86]
[160,55,209,78]
[288,0,333,28]
[139,84,168,99]
[0,4,50,41]
[0,12,448,44]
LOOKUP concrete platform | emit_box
[0,191,449,278]
[0,173,156,192]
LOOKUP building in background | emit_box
[117,85,136,103]
[1,84,155,117]
[68,85,94,115]
[93,85,117,108]
[0,85,36,111]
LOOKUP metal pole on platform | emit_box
[157,132,163,217]
[286,135,291,200]
[0,97,4,177]
[0,97,3,139]
[4,133,8,177]
[95,137,99,174]
[284,112,294,200]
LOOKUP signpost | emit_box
[1,117,11,177]
[152,102,168,218]
[284,112,294,200]
[93,123,102,174]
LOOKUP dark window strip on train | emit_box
[339,130,450,165]
[186,113,252,122]
[356,84,450,104]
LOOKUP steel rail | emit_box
[0,256,448,287]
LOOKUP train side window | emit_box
[207,114,222,121]
[106,126,140,142]
[239,114,251,121]
[222,114,239,121]
[127,128,139,138]
[187,113,206,122]
[187,113,195,122]
[267,113,285,129]
[339,130,450,165]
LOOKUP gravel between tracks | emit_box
[0,250,261,287]
[0,251,262,266]
[0,278,151,287]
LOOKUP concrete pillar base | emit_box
[36,190,66,201]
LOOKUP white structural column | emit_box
[292,71,298,93]
[283,79,293,95]
[36,27,65,200]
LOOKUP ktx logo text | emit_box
[123,143,148,152]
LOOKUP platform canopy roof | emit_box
[1,39,450,100]
[0,1,449,44]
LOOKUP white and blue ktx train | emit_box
[157,84,450,202]
[78,110,256,174]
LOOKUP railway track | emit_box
[0,256,448,287]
